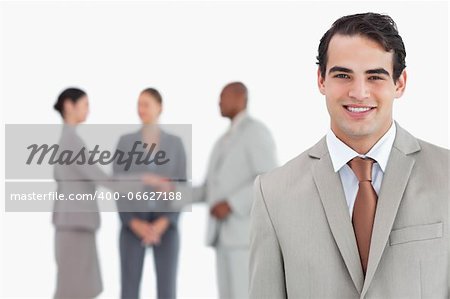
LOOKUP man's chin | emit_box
[345,129,375,140]
[340,123,376,139]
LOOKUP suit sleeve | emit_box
[157,137,187,227]
[67,132,110,183]
[249,175,286,298]
[70,134,142,193]
[228,123,277,217]
[192,184,207,203]
[112,136,136,226]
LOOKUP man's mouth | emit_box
[344,105,376,113]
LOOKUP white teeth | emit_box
[346,106,372,113]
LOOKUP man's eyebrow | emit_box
[329,66,353,74]
[328,66,391,77]
[366,68,390,76]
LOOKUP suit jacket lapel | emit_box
[361,123,421,297]
[310,137,365,294]
[212,117,251,172]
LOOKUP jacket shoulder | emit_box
[244,117,271,132]
[240,117,274,145]
[161,130,183,145]
[414,139,449,170]
[259,145,316,191]
[417,139,448,156]
[117,132,139,145]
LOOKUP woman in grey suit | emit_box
[52,88,104,299]
[114,88,186,299]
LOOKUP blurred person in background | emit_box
[53,87,164,299]
[52,88,104,299]
[193,82,277,299]
[114,87,187,299]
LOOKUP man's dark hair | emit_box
[316,13,406,82]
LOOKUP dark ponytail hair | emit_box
[54,88,87,117]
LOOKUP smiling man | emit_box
[249,13,448,298]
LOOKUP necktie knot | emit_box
[348,157,375,182]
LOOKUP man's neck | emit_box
[332,122,393,155]
[344,138,377,155]
[229,109,246,121]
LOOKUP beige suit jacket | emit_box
[195,115,277,248]
[250,124,449,298]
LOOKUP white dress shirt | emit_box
[326,122,396,216]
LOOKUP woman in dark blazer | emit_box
[114,88,186,299]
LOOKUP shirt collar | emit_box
[326,122,396,173]
[230,109,248,132]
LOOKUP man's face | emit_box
[318,34,406,145]
[219,87,236,118]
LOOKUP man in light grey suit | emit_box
[250,13,449,298]
[195,82,277,299]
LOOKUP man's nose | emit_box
[348,78,370,101]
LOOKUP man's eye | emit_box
[368,76,384,80]
[334,74,350,79]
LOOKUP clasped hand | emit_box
[130,217,170,246]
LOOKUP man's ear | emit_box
[317,68,326,95]
[394,69,407,98]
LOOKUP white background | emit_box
[1,1,448,298]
